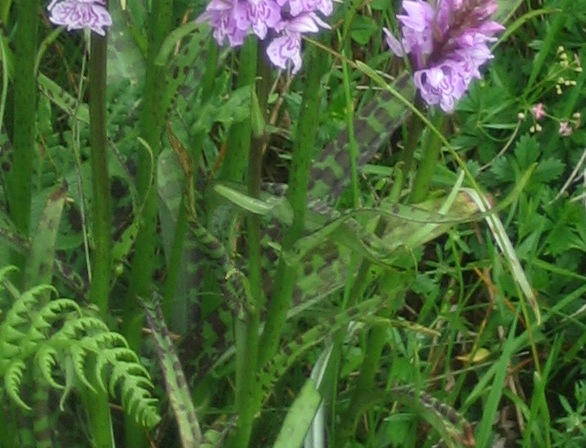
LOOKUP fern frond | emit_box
[91,331,129,349]
[0,340,21,363]
[108,361,159,427]
[68,345,96,393]
[35,345,64,390]
[37,298,81,324]
[0,265,18,282]
[58,316,110,339]
[3,294,37,328]
[127,390,160,427]
[0,278,161,428]
[4,359,30,410]
[108,361,151,397]
[122,374,156,411]
[30,312,53,335]
[19,284,57,304]
[94,346,138,390]
[23,324,47,349]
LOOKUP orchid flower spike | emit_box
[384,0,504,113]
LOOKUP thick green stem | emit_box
[78,378,115,448]
[8,0,38,278]
[200,40,219,103]
[89,32,112,313]
[83,30,115,448]
[124,0,173,346]
[219,39,256,184]
[156,26,220,333]
[228,40,263,448]
[258,42,327,366]
[124,0,173,445]
[33,369,52,448]
[399,97,426,178]
[408,112,445,203]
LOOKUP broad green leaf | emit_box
[107,0,146,84]
[274,379,322,448]
[25,183,68,288]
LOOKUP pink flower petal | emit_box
[48,0,112,36]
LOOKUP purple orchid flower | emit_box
[199,0,333,72]
[48,0,112,36]
[267,12,329,73]
[287,0,333,18]
[198,0,249,46]
[247,0,282,39]
[384,0,504,112]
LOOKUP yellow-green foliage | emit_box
[0,267,160,428]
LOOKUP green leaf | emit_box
[155,21,202,67]
[515,134,540,169]
[350,16,377,45]
[36,345,64,390]
[141,297,201,445]
[214,182,292,218]
[533,157,565,184]
[38,74,89,123]
[5,359,30,410]
[24,182,68,288]
[273,379,322,448]
[107,0,146,84]
[495,0,526,24]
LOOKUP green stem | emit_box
[89,32,112,314]
[0,0,11,22]
[78,379,115,448]
[228,40,263,448]
[342,112,444,440]
[258,42,327,366]
[162,40,217,331]
[341,50,359,208]
[124,0,173,445]
[344,324,387,438]
[399,97,425,178]
[17,410,35,447]
[84,31,115,448]
[8,0,38,279]
[200,39,219,103]
[33,370,52,448]
[323,22,367,433]
[218,39,256,184]
[408,111,446,204]
[332,235,395,444]
[340,0,361,209]
[335,105,431,444]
